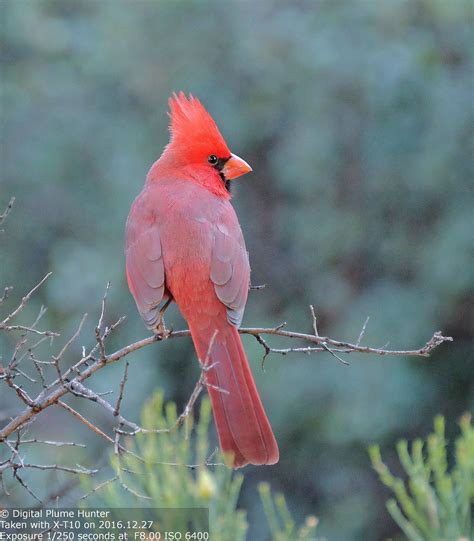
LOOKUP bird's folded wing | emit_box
[125,220,165,327]
[210,221,250,327]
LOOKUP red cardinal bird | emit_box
[125,92,279,468]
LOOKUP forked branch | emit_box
[0,269,452,502]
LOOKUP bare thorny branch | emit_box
[0,273,453,502]
[0,199,453,504]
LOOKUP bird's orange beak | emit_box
[222,153,252,180]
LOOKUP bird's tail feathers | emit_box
[189,322,279,468]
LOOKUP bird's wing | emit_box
[125,214,165,328]
[210,220,250,327]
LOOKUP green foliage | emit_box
[83,391,319,541]
[258,482,321,541]
[369,414,474,541]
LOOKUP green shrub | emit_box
[369,414,473,541]
[258,482,320,541]
[82,390,319,541]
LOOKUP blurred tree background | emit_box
[1,0,472,539]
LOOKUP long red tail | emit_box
[189,321,279,468]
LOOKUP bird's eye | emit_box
[208,154,218,165]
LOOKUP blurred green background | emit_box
[1,1,472,539]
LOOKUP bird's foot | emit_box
[154,317,172,340]
[153,312,173,340]
[153,298,173,340]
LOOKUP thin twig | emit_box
[114,361,129,416]
[1,325,59,337]
[79,476,118,501]
[0,197,15,226]
[21,463,97,475]
[1,273,52,327]
[5,439,86,448]
[53,314,87,364]
[356,316,370,346]
[0,287,13,305]
[56,401,114,444]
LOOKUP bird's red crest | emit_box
[166,92,230,163]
